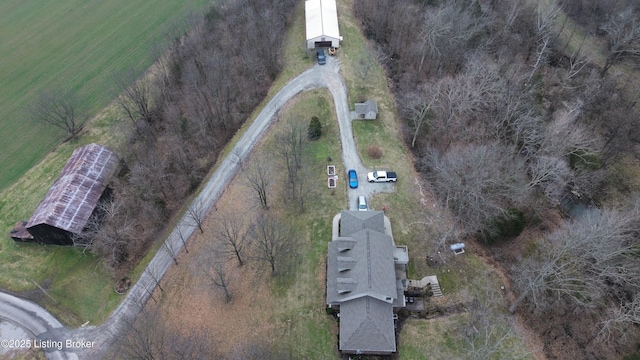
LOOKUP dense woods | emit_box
[355,0,640,358]
[77,0,297,269]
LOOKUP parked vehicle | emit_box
[348,169,358,189]
[358,195,368,211]
[316,48,326,65]
[367,170,397,183]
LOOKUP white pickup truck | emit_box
[367,170,397,183]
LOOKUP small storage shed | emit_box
[11,144,119,245]
[355,99,378,120]
[305,0,341,49]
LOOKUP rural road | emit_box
[0,54,395,359]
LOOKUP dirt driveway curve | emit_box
[0,54,395,359]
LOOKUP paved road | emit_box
[0,54,395,359]
[0,292,75,359]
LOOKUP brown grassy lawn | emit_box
[151,88,342,358]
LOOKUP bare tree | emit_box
[195,234,237,303]
[527,1,561,83]
[600,7,640,77]
[509,208,640,313]
[79,197,142,267]
[164,239,179,266]
[249,213,298,276]
[290,163,312,213]
[187,199,208,233]
[176,227,189,253]
[356,44,387,89]
[402,83,438,148]
[425,142,530,237]
[215,211,250,267]
[243,153,274,209]
[415,1,486,76]
[598,293,640,344]
[459,286,531,360]
[117,69,155,125]
[204,256,233,303]
[114,308,219,359]
[31,89,85,140]
[273,116,307,206]
[146,267,164,292]
[274,116,306,177]
[116,311,167,360]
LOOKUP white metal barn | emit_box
[305,0,341,49]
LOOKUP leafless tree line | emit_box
[356,0,640,357]
[73,0,296,268]
[510,206,640,347]
[359,0,640,235]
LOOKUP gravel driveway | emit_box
[0,54,395,359]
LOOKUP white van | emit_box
[358,196,368,211]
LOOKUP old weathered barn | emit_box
[10,144,119,245]
[305,0,342,49]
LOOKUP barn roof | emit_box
[305,0,340,41]
[26,144,119,234]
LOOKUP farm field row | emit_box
[0,0,212,191]
[0,0,212,324]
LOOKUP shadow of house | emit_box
[9,144,119,245]
[354,99,378,120]
[327,211,408,356]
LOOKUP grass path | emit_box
[540,0,640,84]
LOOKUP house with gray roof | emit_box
[327,210,408,355]
[354,99,378,120]
[9,143,119,245]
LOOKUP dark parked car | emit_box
[348,169,358,189]
[316,48,326,65]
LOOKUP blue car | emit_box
[348,169,358,189]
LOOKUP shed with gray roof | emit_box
[354,99,378,120]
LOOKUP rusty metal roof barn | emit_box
[26,144,119,235]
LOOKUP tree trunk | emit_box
[509,288,530,314]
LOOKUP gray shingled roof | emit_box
[327,210,399,354]
[340,211,385,237]
[340,297,396,354]
[354,99,378,115]
[327,228,396,304]
[27,144,119,234]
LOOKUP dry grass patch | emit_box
[148,88,342,358]
[366,144,383,159]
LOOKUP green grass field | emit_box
[0,0,212,192]
[0,0,213,323]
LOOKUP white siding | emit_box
[305,0,341,48]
